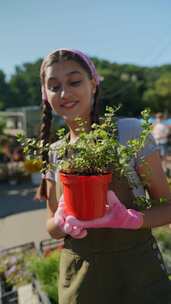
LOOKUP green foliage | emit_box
[16,133,50,172]
[154,227,171,252]
[16,133,49,159]
[0,116,5,134]
[0,100,4,110]
[167,177,171,187]
[8,59,42,108]
[153,227,171,274]
[0,70,12,110]
[133,196,167,210]
[27,251,60,304]
[143,73,171,113]
[55,106,151,178]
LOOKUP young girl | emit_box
[37,48,171,304]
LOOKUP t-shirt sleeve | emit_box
[131,119,159,164]
[42,142,63,200]
[42,143,58,182]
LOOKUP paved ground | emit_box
[0,182,46,218]
[0,182,49,250]
[0,209,50,250]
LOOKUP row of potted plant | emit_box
[0,242,36,303]
[0,241,61,304]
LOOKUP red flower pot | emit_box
[60,172,112,220]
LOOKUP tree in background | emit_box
[9,59,42,108]
[0,70,12,110]
[0,117,5,135]
[94,59,148,116]
[1,56,171,117]
[143,73,171,113]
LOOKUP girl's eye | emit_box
[70,80,82,87]
[48,85,60,92]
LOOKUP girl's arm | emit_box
[46,179,66,239]
[137,150,171,228]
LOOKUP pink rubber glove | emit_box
[54,196,87,239]
[66,191,144,230]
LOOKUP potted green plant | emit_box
[17,106,152,220]
[53,106,152,220]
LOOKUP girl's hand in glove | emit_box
[54,196,87,239]
[66,191,144,230]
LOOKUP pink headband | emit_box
[42,48,101,101]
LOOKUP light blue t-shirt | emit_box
[45,118,158,198]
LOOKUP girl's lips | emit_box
[61,101,78,109]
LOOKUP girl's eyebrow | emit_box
[67,71,82,76]
[47,71,82,81]
[47,77,58,81]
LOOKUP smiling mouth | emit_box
[61,101,78,109]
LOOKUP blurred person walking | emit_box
[152,112,169,173]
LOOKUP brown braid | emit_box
[34,101,52,200]
[35,50,100,200]
[91,88,100,124]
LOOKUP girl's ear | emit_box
[91,79,97,95]
[41,86,48,101]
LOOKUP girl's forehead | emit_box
[45,60,86,80]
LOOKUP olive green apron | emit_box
[57,172,171,304]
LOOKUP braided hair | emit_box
[35,50,100,200]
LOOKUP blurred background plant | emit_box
[0,243,36,292]
[27,250,60,304]
[0,240,61,303]
[0,116,5,135]
[153,226,171,275]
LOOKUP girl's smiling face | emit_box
[44,60,96,126]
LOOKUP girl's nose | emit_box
[60,87,71,99]
[60,89,65,98]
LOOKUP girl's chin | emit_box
[63,113,82,123]
[59,108,91,125]
[62,113,77,124]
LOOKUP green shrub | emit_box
[153,227,171,274]
[27,251,60,304]
[167,177,171,188]
[0,245,36,288]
